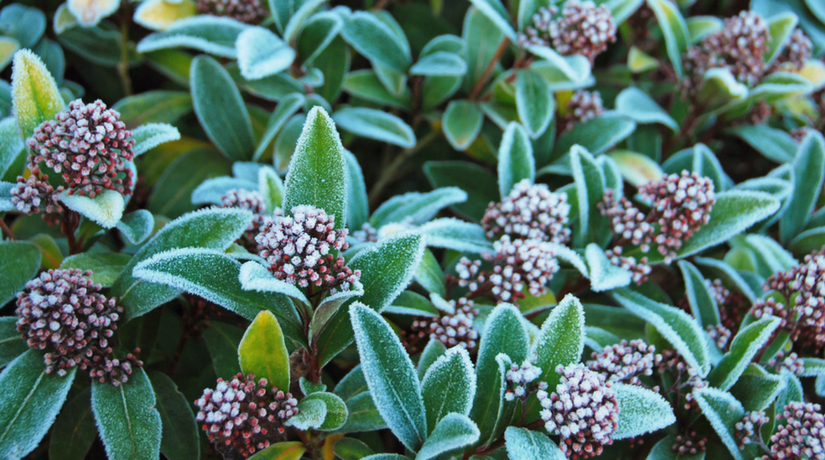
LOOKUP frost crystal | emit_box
[10,173,64,224]
[220,188,268,252]
[560,90,605,132]
[26,99,135,197]
[586,339,662,385]
[538,363,619,459]
[197,0,268,24]
[15,269,140,385]
[255,205,361,294]
[411,297,479,351]
[195,373,298,458]
[520,1,617,63]
[765,402,825,460]
[482,179,571,244]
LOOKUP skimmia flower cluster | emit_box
[520,1,617,63]
[197,0,268,24]
[504,359,544,401]
[586,339,662,385]
[410,297,479,351]
[764,402,825,460]
[10,174,63,224]
[220,188,268,252]
[560,90,605,132]
[482,179,571,244]
[255,205,361,294]
[195,374,298,458]
[15,269,140,385]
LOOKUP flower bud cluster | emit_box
[220,188,268,252]
[411,297,479,351]
[15,269,140,385]
[353,222,379,243]
[197,0,268,24]
[26,99,135,197]
[482,180,571,244]
[586,339,662,385]
[604,247,651,285]
[520,1,617,63]
[255,205,361,294]
[706,324,733,351]
[195,373,298,458]
[560,90,605,132]
[769,28,813,72]
[765,402,825,460]
[767,351,804,376]
[673,431,708,455]
[735,411,769,448]
[504,359,544,401]
[10,174,64,225]
[538,364,620,459]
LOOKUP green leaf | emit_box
[729,366,784,412]
[0,317,27,367]
[247,441,306,460]
[628,46,659,73]
[345,150,369,231]
[472,304,529,446]
[0,117,24,178]
[0,5,45,48]
[112,90,192,126]
[332,107,416,148]
[0,350,75,459]
[411,52,466,77]
[61,252,132,287]
[678,261,720,327]
[191,55,256,161]
[516,69,554,138]
[708,317,780,390]
[49,388,95,460]
[615,87,677,131]
[414,248,446,296]
[419,218,492,254]
[421,347,476,434]
[317,232,425,366]
[350,302,427,452]
[646,0,688,77]
[297,11,343,65]
[150,148,230,219]
[136,16,248,58]
[504,427,565,460]
[765,13,798,65]
[498,122,535,199]
[780,131,825,244]
[0,240,41,305]
[613,383,676,439]
[132,123,181,157]
[253,93,304,162]
[11,49,64,140]
[284,106,348,229]
[463,6,506,90]
[239,310,291,392]
[586,243,632,292]
[91,368,162,460]
[301,392,348,431]
[341,11,410,73]
[299,377,327,396]
[110,207,254,321]
[532,293,585,391]
[570,146,607,247]
[418,339,447,380]
[443,100,483,151]
[132,248,303,340]
[202,321,244,378]
[333,437,375,459]
[371,188,467,227]
[693,388,745,460]
[236,26,295,80]
[258,166,285,213]
[417,413,481,460]
[725,124,796,164]
[343,70,410,109]
[117,210,155,245]
[58,189,125,229]
[552,114,637,158]
[467,0,516,40]
[424,161,498,222]
[285,398,327,430]
[612,289,710,376]
[148,372,199,460]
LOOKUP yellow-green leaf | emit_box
[238,310,290,392]
[134,0,196,31]
[11,49,65,140]
[248,441,306,460]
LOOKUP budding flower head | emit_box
[220,189,268,253]
[770,28,813,72]
[735,411,769,449]
[411,297,479,351]
[26,99,135,198]
[197,0,268,24]
[520,1,617,63]
[195,373,298,458]
[561,90,605,132]
[766,402,825,460]
[10,174,64,225]
[504,359,543,401]
[15,269,139,385]
[538,363,619,458]
[586,339,661,385]
[482,180,571,244]
[255,205,361,294]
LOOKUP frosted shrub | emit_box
[0,0,823,459]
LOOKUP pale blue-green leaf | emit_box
[239,260,310,304]
[678,261,720,327]
[532,294,585,388]
[117,210,155,245]
[569,145,606,246]
[132,123,180,157]
[301,392,348,431]
[504,427,564,460]
[725,124,796,163]
[58,189,124,229]
[0,317,27,367]
[48,387,95,460]
[708,317,780,391]
[613,383,676,439]
[372,188,467,227]
[350,302,427,452]
[765,13,799,65]
[0,117,23,177]
[258,166,284,213]
[191,177,257,206]
[411,52,466,77]
[553,113,637,158]
[443,100,483,151]
[692,387,745,460]
[780,131,824,244]
[417,339,447,380]
[467,0,516,40]
[419,218,491,254]
[343,70,410,109]
[524,45,587,82]
[285,398,327,430]
[516,69,554,139]
[615,87,677,131]
[345,150,369,231]
[740,234,796,278]
[297,11,343,65]
[498,122,535,198]
[253,93,304,161]
[0,241,41,305]
[137,16,248,58]
[282,0,325,45]
[236,27,295,80]
[0,5,45,48]
[421,347,476,433]
[333,107,415,148]
[341,11,410,73]
[416,413,480,460]
[646,0,688,76]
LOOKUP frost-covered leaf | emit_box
[49,388,95,460]
[532,294,585,390]
[0,5,45,49]
[239,260,310,305]
[693,388,745,460]
[416,413,480,460]
[615,87,677,131]
[92,368,162,460]
[411,52,466,77]
[498,122,535,199]
[0,318,27,367]
[253,93,304,161]
[613,383,676,439]
[0,241,41,305]
[300,392,348,431]
[191,177,257,206]
[285,398,327,430]
[58,189,125,229]
[552,113,636,158]
[191,55,255,161]
[419,218,492,254]
[111,207,254,320]
[607,150,664,187]
[137,16,248,58]
[612,289,710,376]
[284,106,348,229]
[60,252,130,287]
[730,366,785,412]
[350,302,427,452]
[117,210,155,245]
[504,427,565,460]
[341,11,410,73]
[299,378,326,396]
[202,322,243,377]
[424,161,498,221]
[247,441,306,460]
[467,0,516,39]
[694,256,758,303]
[414,249,445,296]
[345,150,369,231]
[236,27,295,80]
[421,347,476,433]
[418,339,447,380]
[442,100,483,151]
[11,49,64,140]
[333,107,415,148]
[132,123,181,156]
[317,232,425,366]
[0,350,75,459]
[516,69,554,139]
[570,146,607,247]
[646,435,705,460]
[297,11,343,66]
[472,304,529,446]
[258,166,284,213]
[239,311,290,392]
[371,188,467,227]
[646,0,689,76]
[678,261,720,327]
[737,234,796,278]
[133,0,196,32]
[780,131,824,244]
[0,117,24,178]
[67,0,117,26]
[725,125,796,164]
[148,372,199,460]
[586,243,632,292]
[709,317,780,390]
